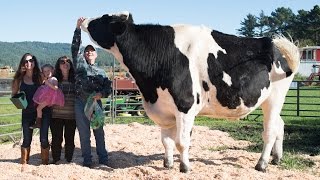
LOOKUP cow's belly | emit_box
[198,102,255,119]
[143,88,178,129]
[143,85,270,124]
[198,86,271,119]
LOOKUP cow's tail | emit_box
[272,35,300,73]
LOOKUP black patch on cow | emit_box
[202,81,209,92]
[208,31,273,109]
[273,46,293,77]
[87,14,134,50]
[114,24,194,113]
[197,93,200,104]
[286,71,292,77]
[87,15,116,49]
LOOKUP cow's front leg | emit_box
[176,114,194,173]
[161,127,175,169]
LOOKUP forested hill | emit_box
[0,41,115,68]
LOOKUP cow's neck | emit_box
[113,24,194,109]
[115,24,173,76]
[110,43,124,64]
[114,25,166,103]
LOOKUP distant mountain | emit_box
[0,41,115,69]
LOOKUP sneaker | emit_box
[83,163,92,168]
[50,159,60,165]
[99,160,109,166]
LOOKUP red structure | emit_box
[300,46,320,61]
[113,78,139,95]
[305,64,320,85]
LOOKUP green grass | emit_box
[280,152,315,170]
[194,116,320,171]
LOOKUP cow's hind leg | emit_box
[161,127,176,169]
[255,114,284,172]
[255,99,285,172]
[271,119,284,166]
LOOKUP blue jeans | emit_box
[21,107,51,148]
[74,97,108,166]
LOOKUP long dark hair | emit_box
[12,53,42,88]
[54,56,75,83]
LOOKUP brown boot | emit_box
[21,147,30,164]
[30,117,41,129]
[41,147,50,165]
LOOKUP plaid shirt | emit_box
[71,28,112,101]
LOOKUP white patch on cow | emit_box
[222,71,232,86]
[111,11,130,19]
[172,24,226,60]
[270,61,287,82]
[171,24,228,118]
[143,88,178,128]
[110,44,124,65]
[255,86,272,109]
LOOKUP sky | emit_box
[0,0,318,46]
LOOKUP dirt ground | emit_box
[0,122,319,180]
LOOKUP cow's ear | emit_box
[110,21,126,36]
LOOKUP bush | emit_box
[294,73,307,81]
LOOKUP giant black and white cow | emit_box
[81,12,300,173]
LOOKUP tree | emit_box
[237,5,320,46]
[256,10,270,37]
[291,9,311,46]
[268,7,295,35]
[307,5,320,45]
[237,14,257,37]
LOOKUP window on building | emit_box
[306,50,314,60]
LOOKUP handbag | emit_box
[84,92,105,129]
[10,91,28,109]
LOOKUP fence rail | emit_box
[1,80,320,143]
[247,80,320,120]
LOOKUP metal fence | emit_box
[1,80,320,143]
[0,95,24,145]
[247,80,320,120]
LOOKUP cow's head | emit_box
[81,11,133,50]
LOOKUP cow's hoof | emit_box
[271,154,281,165]
[179,162,190,173]
[163,158,173,169]
[271,158,280,165]
[254,161,267,172]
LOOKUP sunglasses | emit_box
[59,59,71,64]
[24,59,35,63]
